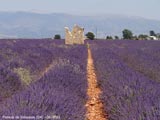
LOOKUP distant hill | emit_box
[0,11,160,38]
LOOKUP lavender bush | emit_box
[0,39,87,120]
[1,39,160,120]
[0,39,66,101]
[89,40,160,120]
[89,40,160,82]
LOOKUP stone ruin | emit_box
[65,25,85,44]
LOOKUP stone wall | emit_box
[65,25,85,44]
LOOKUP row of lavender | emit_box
[0,39,88,120]
[0,39,65,101]
[91,40,160,82]
[89,40,160,120]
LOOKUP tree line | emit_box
[53,29,160,40]
[85,29,160,40]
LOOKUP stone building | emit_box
[65,25,85,44]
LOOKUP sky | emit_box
[0,0,160,20]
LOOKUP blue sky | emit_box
[0,0,160,20]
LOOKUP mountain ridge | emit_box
[0,11,160,38]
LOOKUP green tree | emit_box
[138,34,148,40]
[114,36,119,39]
[54,34,61,39]
[122,29,133,39]
[86,32,95,40]
[149,30,156,36]
[106,36,113,40]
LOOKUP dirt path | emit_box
[37,61,55,80]
[41,63,54,76]
[85,45,107,120]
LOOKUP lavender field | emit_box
[0,39,160,120]
[89,40,160,120]
[0,39,88,120]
